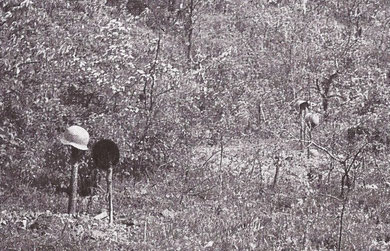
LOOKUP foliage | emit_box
[1,0,390,249]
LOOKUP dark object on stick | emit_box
[92,139,120,225]
[296,100,310,115]
[93,139,120,169]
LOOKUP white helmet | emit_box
[60,125,89,150]
[305,112,320,128]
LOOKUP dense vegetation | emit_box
[1,0,390,249]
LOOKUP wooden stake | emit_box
[307,123,312,158]
[68,147,82,214]
[272,156,281,189]
[300,112,304,150]
[107,165,113,224]
[300,108,308,151]
[68,163,78,214]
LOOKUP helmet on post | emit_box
[296,100,310,114]
[305,112,320,128]
[60,125,90,150]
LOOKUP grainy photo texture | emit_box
[1,0,390,249]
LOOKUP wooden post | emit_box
[68,147,83,214]
[107,165,113,225]
[303,110,307,148]
[272,155,281,189]
[60,125,89,215]
[68,163,79,214]
[300,111,306,150]
[307,123,312,158]
[297,100,309,151]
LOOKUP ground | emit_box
[1,140,390,250]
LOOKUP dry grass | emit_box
[1,140,390,250]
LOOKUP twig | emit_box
[338,198,348,251]
[219,134,224,170]
[317,193,343,202]
[346,142,368,170]
[188,184,217,197]
[201,149,221,168]
[292,138,343,163]
[143,220,148,243]
[309,141,343,163]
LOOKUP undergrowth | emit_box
[1,140,390,250]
